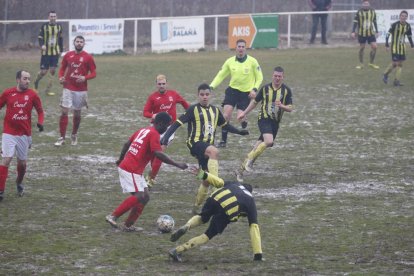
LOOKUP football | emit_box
[156,215,175,233]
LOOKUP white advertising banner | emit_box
[69,19,124,54]
[376,9,414,43]
[151,18,205,52]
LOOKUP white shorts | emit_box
[60,89,88,110]
[1,133,32,160]
[118,167,148,193]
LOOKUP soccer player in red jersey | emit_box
[0,70,44,201]
[105,112,188,231]
[55,35,96,146]
[142,74,190,186]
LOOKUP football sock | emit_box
[395,66,402,81]
[0,165,9,192]
[369,48,376,63]
[194,183,209,207]
[384,63,393,76]
[124,201,144,227]
[248,142,267,161]
[221,129,228,143]
[45,75,53,92]
[59,114,69,138]
[249,223,263,255]
[176,234,209,253]
[112,195,138,218]
[150,157,162,179]
[16,163,26,185]
[186,215,203,229]
[34,72,43,89]
[358,48,364,64]
[72,115,81,135]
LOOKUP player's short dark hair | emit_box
[274,66,284,73]
[49,10,56,15]
[15,70,28,80]
[400,10,408,16]
[236,39,247,45]
[198,83,211,93]
[242,183,253,193]
[154,111,172,124]
[74,35,85,42]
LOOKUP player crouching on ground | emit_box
[168,166,262,262]
[105,112,188,231]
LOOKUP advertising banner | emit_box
[228,14,278,49]
[151,18,205,53]
[376,9,414,43]
[69,19,124,54]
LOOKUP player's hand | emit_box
[187,165,200,175]
[115,159,122,166]
[385,46,390,52]
[37,123,44,132]
[249,90,257,99]
[237,112,246,121]
[239,129,249,136]
[351,32,356,39]
[59,77,66,85]
[41,45,46,51]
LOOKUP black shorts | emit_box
[189,141,210,170]
[201,198,230,239]
[391,53,406,61]
[358,35,376,44]
[257,118,279,141]
[222,87,250,110]
[40,55,59,70]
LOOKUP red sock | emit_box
[59,114,68,138]
[16,163,26,184]
[112,195,138,218]
[124,201,145,227]
[72,115,81,135]
[0,165,9,192]
[150,157,162,179]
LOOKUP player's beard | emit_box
[18,83,28,91]
[75,45,84,52]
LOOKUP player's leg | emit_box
[44,61,58,96]
[0,134,17,200]
[368,41,379,68]
[34,56,49,90]
[320,14,328,44]
[14,135,31,197]
[394,60,404,86]
[71,91,88,145]
[309,14,319,43]
[219,104,234,147]
[356,42,366,69]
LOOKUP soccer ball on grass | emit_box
[157,214,175,233]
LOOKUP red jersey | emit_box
[119,126,162,175]
[143,90,189,123]
[0,87,44,136]
[59,50,96,91]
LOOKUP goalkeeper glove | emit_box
[37,123,44,132]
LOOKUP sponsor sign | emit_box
[228,14,278,49]
[151,18,205,52]
[69,19,124,54]
[376,9,414,43]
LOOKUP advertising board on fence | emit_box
[376,9,414,43]
[228,14,278,49]
[69,19,124,54]
[151,18,205,53]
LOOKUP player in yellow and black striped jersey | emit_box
[168,168,262,262]
[383,10,414,87]
[34,11,63,96]
[235,66,293,182]
[351,0,379,69]
[161,83,249,214]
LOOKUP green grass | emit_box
[0,47,413,275]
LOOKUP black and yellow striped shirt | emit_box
[38,23,63,56]
[211,181,257,223]
[255,82,293,123]
[353,8,378,37]
[176,103,227,147]
[386,21,414,55]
